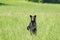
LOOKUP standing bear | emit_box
[27,15,37,35]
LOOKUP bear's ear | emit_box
[34,15,36,17]
[30,15,32,17]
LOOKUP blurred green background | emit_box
[0,0,60,40]
[0,0,60,3]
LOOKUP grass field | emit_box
[0,1,60,40]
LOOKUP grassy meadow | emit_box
[0,1,60,40]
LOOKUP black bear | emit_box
[27,15,37,35]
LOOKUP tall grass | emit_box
[0,1,60,40]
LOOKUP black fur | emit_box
[27,15,36,35]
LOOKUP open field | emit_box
[0,1,60,40]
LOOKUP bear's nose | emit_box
[31,17,34,21]
[32,18,34,21]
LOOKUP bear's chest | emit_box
[30,22,36,29]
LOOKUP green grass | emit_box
[0,1,60,40]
